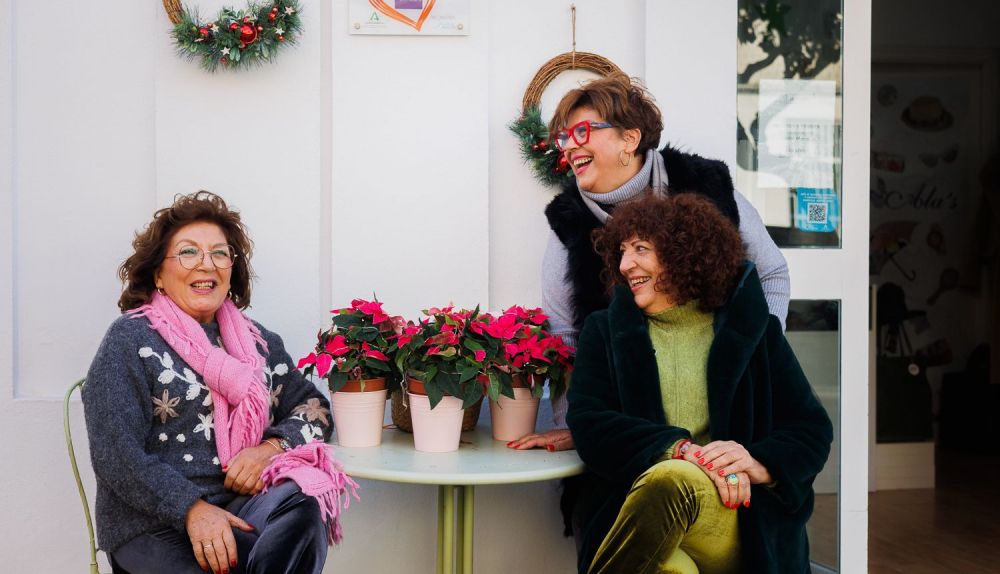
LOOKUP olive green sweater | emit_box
[647,301,715,446]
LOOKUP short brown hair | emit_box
[593,192,745,312]
[548,72,664,156]
[118,191,255,312]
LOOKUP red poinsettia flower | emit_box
[362,341,390,362]
[473,349,486,363]
[297,352,317,369]
[315,353,333,378]
[324,334,351,356]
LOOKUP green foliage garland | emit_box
[172,1,302,72]
[508,106,575,188]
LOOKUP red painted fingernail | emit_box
[694,451,701,458]
[718,469,725,476]
[506,441,513,447]
[723,500,729,506]
[698,457,705,465]
[546,444,555,451]
[744,499,750,508]
[707,463,714,469]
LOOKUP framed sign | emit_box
[350,0,469,36]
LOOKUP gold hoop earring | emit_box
[619,149,633,167]
[156,287,166,295]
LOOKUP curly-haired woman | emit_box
[509,73,789,454]
[567,192,832,574]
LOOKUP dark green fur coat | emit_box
[566,265,833,573]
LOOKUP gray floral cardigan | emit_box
[82,314,332,553]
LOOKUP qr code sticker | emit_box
[807,202,828,224]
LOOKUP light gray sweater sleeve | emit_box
[542,230,577,429]
[734,192,790,329]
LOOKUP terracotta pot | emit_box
[408,393,464,452]
[338,377,388,393]
[330,378,387,447]
[390,377,482,433]
[489,387,540,441]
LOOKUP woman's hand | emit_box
[185,499,255,573]
[692,440,773,485]
[682,443,752,508]
[223,442,280,495]
[506,428,575,451]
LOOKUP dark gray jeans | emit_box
[112,482,328,574]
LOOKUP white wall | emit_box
[1,1,746,572]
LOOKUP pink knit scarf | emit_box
[131,292,358,544]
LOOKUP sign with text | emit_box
[350,0,469,35]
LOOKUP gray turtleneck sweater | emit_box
[544,150,790,427]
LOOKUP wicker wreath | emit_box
[509,52,624,187]
[163,0,303,72]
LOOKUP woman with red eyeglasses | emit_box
[504,72,791,551]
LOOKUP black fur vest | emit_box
[544,145,740,330]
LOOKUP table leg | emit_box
[462,485,474,574]
[441,485,455,574]
[455,486,465,570]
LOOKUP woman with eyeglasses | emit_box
[508,73,790,455]
[82,192,353,574]
[568,192,831,574]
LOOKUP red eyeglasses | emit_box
[554,120,615,150]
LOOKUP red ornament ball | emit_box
[239,24,259,45]
[268,13,277,21]
[277,35,285,42]
[556,155,570,173]
[229,22,239,31]
[199,27,210,38]
[539,140,548,149]
[531,144,539,151]
[257,25,263,32]
[242,16,252,24]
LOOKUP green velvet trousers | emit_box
[588,460,741,574]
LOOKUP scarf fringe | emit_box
[261,442,360,545]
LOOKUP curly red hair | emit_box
[593,192,746,311]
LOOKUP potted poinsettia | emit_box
[393,306,505,452]
[298,298,403,447]
[485,305,575,441]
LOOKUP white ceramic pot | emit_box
[489,387,540,441]
[408,392,465,452]
[330,388,388,447]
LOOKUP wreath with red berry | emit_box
[509,52,623,188]
[163,0,302,72]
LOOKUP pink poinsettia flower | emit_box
[473,349,486,363]
[324,335,351,356]
[316,353,333,378]
[361,342,390,362]
[297,352,317,369]
[426,346,443,356]
[484,313,522,340]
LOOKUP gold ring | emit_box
[726,473,739,486]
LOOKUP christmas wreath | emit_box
[164,0,302,72]
[509,52,623,188]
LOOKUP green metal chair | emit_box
[64,378,109,574]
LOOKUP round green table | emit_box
[332,422,584,574]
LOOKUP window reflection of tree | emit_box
[737,1,844,247]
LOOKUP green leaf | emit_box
[367,359,391,372]
[458,364,479,384]
[487,373,501,401]
[327,371,348,393]
[426,383,444,409]
[463,338,484,352]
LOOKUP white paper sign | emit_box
[350,0,469,36]
[757,79,837,189]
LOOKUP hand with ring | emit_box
[185,499,255,573]
[682,442,752,508]
[690,440,773,485]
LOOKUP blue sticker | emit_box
[795,188,839,233]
